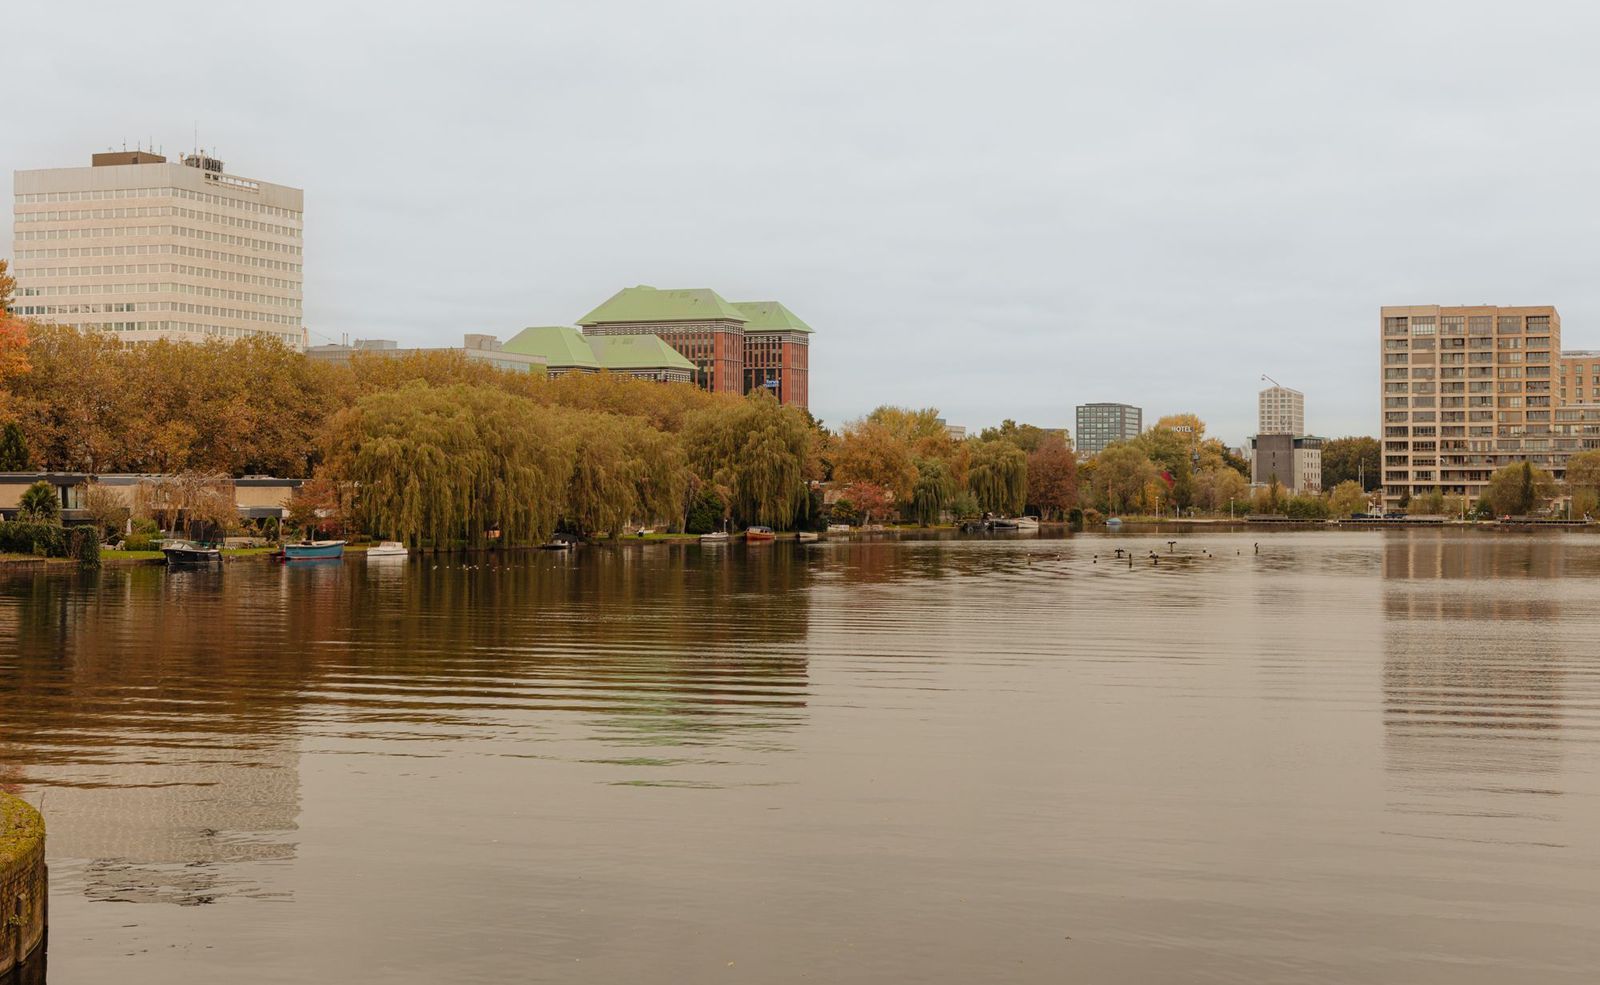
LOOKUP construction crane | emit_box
[1260,374,1283,388]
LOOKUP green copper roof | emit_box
[588,335,696,372]
[502,326,600,370]
[577,286,747,326]
[732,300,813,334]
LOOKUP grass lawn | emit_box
[101,550,165,562]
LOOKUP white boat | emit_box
[1014,516,1040,530]
[796,531,819,542]
[826,523,851,533]
[699,531,730,543]
[367,541,408,558]
[1106,517,1123,527]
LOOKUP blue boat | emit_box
[282,540,346,560]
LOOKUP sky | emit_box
[9,0,1600,444]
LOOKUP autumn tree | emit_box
[1193,466,1249,513]
[979,419,1055,454]
[682,393,813,529]
[865,406,954,459]
[965,440,1028,515]
[1090,443,1159,514]
[1410,488,1446,516]
[833,417,918,502]
[286,474,350,540]
[80,482,131,539]
[842,482,893,525]
[0,258,14,313]
[324,383,570,548]
[909,458,954,526]
[1025,435,1077,520]
[1326,480,1368,518]
[0,422,28,470]
[1564,449,1600,517]
[1485,462,1555,517]
[1321,436,1381,491]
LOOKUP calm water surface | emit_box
[3,530,1599,983]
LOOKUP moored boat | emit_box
[826,523,851,533]
[699,530,730,544]
[161,541,221,565]
[744,526,776,542]
[1014,516,1041,530]
[283,540,346,560]
[366,541,408,558]
[796,531,820,542]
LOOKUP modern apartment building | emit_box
[576,286,813,408]
[1075,402,1142,455]
[11,148,305,348]
[1379,304,1600,509]
[1258,385,1304,435]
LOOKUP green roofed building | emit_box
[502,326,600,375]
[587,335,695,383]
[503,325,695,382]
[575,285,813,408]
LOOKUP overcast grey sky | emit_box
[9,1,1600,442]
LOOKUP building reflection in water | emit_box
[1381,532,1580,847]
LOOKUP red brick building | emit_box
[734,301,812,409]
[576,286,813,408]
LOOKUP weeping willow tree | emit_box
[683,393,813,529]
[910,458,953,526]
[324,383,570,548]
[965,440,1027,516]
[556,411,688,538]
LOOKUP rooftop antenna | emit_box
[1260,374,1283,388]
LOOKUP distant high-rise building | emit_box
[11,147,305,348]
[1258,385,1304,435]
[1075,403,1142,455]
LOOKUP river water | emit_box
[2,530,1598,984]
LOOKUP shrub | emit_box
[0,521,69,557]
[17,481,61,524]
[121,534,159,552]
[685,489,727,535]
[69,526,101,569]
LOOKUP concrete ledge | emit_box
[0,794,46,980]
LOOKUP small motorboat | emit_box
[162,541,221,565]
[699,530,730,544]
[744,526,776,542]
[796,531,820,542]
[990,517,1019,530]
[1014,516,1041,531]
[283,540,346,560]
[1106,517,1123,527]
[826,523,851,533]
[367,541,408,558]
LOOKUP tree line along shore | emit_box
[5,269,1582,548]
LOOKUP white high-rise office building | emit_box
[1258,385,1304,435]
[11,148,304,348]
